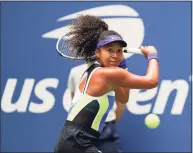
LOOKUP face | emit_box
[95,42,124,67]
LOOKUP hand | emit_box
[141,46,158,58]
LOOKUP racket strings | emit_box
[58,36,82,59]
[57,36,97,60]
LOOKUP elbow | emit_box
[151,80,159,88]
[116,96,129,104]
[122,94,129,104]
[147,79,159,89]
[122,97,129,104]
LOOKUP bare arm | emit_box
[115,102,126,122]
[104,46,159,89]
[114,88,130,122]
[115,87,130,104]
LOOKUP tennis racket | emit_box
[123,48,142,55]
[56,35,143,60]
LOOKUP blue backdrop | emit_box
[1,2,192,152]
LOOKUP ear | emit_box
[95,49,100,58]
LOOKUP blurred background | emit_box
[1,1,192,152]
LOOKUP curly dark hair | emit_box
[66,15,108,62]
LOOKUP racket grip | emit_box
[124,48,143,55]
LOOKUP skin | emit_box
[71,91,126,122]
[115,101,127,122]
[79,42,159,105]
[71,41,127,119]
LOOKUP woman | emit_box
[54,15,159,153]
[67,62,126,152]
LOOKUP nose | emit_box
[112,52,119,58]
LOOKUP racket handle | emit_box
[124,48,143,55]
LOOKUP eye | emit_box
[107,48,113,52]
[117,49,123,53]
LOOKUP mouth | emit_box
[109,61,120,65]
[110,61,120,63]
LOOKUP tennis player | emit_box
[67,63,126,152]
[54,15,159,153]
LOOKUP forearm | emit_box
[146,59,159,86]
[115,87,130,104]
[115,102,126,122]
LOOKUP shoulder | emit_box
[95,66,122,75]
[91,66,119,81]
[93,67,127,85]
